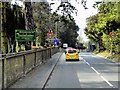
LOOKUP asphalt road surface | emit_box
[45,52,119,89]
[10,52,119,90]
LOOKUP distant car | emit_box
[65,48,79,61]
[63,43,68,49]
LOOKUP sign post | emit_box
[46,29,54,46]
[109,31,116,55]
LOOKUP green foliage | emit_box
[85,2,120,54]
[2,0,103,52]
[55,2,78,21]
[25,2,35,30]
[32,2,79,47]
[1,2,26,53]
[32,2,50,45]
[5,4,25,41]
[59,17,79,47]
[102,33,111,51]
[3,3,25,41]
[114,29,120,53]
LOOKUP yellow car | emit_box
[65,48,79,61]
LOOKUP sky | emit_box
[70,0,98,42]
[48,0,99,42]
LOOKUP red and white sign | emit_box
[109,32,116,38]
[47,29,54,39]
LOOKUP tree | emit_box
[59,16,79,47]
[0,0,102,53]
[85,1,120,53]
[32,2,52,46]
[1,2,25,53]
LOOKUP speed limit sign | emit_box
[109,32,116,38]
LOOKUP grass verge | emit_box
[94,50,120,63]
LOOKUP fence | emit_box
[0,47,59,90]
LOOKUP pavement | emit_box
[9,52,63,88]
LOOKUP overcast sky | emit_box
[70,0,98,42]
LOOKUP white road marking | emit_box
[82,58,114,88]
[77,72,81,84]
[83,59,87,63]
[100,76,113,87]
[82,58,90,66]
[86,62,90,66]
[91,67,100,75]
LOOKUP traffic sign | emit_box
[15,29,36,41]
[47,29,54,39]
[109,32,116,38]
[54,39,58,45]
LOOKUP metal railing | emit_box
[0,47,59,90]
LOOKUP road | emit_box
[45,52,119,89]
[10,52,119,89]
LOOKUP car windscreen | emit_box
[68,50,76,53]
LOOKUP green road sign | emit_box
[15,29,35,42]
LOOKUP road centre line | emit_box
[86,62,90,66]
[91,66,100,75]
[100,76,113,87]
[82,58,114,88]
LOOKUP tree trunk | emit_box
[24,2,35,50]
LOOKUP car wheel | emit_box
[76,59,79,61]
[66,59,68,61]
